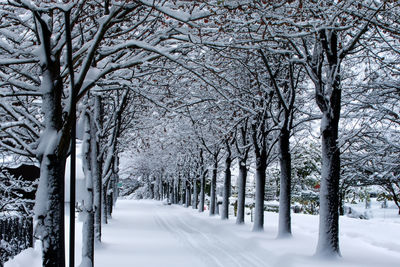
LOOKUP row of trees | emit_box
[0,0,398,266]
[121,0,399,258]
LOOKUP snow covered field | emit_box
[5,199,400,267]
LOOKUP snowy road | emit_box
[6,199,400,267]
[96,200,270,267]
[94,199,400,267]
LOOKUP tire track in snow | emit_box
[154,213,227,267]
[171,215,245,267]
[154,208,269,267]
[176,213,268,267]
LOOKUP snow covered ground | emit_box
[5,199,400,267]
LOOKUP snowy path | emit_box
[94,199,400,267]
[6,199,400,267]
[96,200,270,267]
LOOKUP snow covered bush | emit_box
[0,170,36,215]
[0,215,33,266]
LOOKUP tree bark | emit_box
[37,154,66,267]
[173,178,178,204]
[314,29,342,257]
[102,181,108,224]
[112,156,119,206]
[251,121,267,232]
[80,112,94,267]
[236,122,249,224]
[209,155,218,216]
[253,159,266,231]
[34,18,66,266]
[185,180,190,207]
[221,142,232,220]
[278,129,292,238]
[155,176,160,201]
[198,149,206,212]
[107,190,113,218]
[199,170,206,212]
[192,175,198,209]
[177,176,181,204]
[316,114,341,256]
[236,160,247,224]
[92,95,102,243]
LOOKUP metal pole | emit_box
[65,10,75,267]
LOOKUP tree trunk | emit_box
[177,176,181,204]
[278,129,292,238]
[253,160,266,232]
[222,144,232,220]
[236,160,247,224]
[192,176,198,209]
[155,176,160,201]
[80,206,94,267]
[112,156,119,206]
[92,95,102,243]
[314,29,342,257]
[185,180,190,207]
[36,154,66,267]
[102,180,110,224]
[34,27,66,265]
[107,190,113,218]
[209,156,218,216]
[215,198,220,215]
[170,181,174,204]
[198,149,206,212]
[159,176,163,201]
[315,114,341,256]
[80,112,94,267]
[251,122,267,232]
[199,170,206,212]
[174,179,178,204]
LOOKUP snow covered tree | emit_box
[0,1,211,265]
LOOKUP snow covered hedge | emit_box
[0,215,33,266]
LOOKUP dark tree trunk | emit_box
[185,180,190,207]
[177,176,181,204]
[251,120,267,232]
[159,178,163,201]
[253,159,266,232]
[314,29,342,257]
[166,182,170,202]
[215,198,220,215]
[154,176,160,201]
[174,179,179,204]
[102,182,109,224]
[236,122,249,224]
[111,156,119,207]
[236,161,247,224]
[193,176,198,209]
[113,174,119,206]
[38,155,66,267]
[107,191,113,218]
[278,129,292,238]
[92,95,103,243]
[221,142,232,220]
[209,155,218,216]
[198,149,206,213]
[170,181,174,204]
[199,170,206,212]
[34,18,66,266]
[316,114,341,256]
